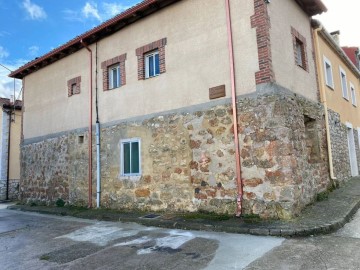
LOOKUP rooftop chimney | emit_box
[330,30,340,46]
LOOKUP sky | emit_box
[0,0,359,100]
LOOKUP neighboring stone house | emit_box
[312,21,360,182]
[0,98,22,201]
[10,0,331,219]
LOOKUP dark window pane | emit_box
[149,55,154,77]
[131,142,139,174]
[123,143,130,174]
[155,53,160,75]
[112,68,118,88]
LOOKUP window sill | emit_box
[108,86,122,90]
[119,174,142,181]
[145,74,160,80]
[325,84,334,90]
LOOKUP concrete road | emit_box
[245,210,360,270]
[0,206,283,270]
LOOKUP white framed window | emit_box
[323,56,334,89]
[350,82,357,106]
[339,67,349,100]
[108,64,120,89]
[120,138,141,176]
[145,51,160,79]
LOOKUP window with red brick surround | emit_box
[67,76,81,97]
[291,27,308,72]
[136,38,167,80]
[101,53,127,91]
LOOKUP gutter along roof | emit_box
[9,0,180,79]
[10,0,326,79]
[312,20,360,79]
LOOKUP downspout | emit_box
[313,27,337,185]
[80,39,93,208]
[5,108,11,200]
[95,42,101,208]
[225,0,243,217]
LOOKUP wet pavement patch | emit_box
[39,243,103,264]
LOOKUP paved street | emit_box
[0,206,283,270]
[244,210,360,270]
[2,205,360,270]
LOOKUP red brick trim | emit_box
[136,38,167,80]
[251,0,275,84]
[101,53,127,91]
[67,76,81,97]
[291,26,308,72]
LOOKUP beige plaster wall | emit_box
[269,0,318,101]
[23,0,258,139]
[318,34,360,127]
[9,110,21,179]
[23,52,90,139]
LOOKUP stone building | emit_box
[10,0,334,219]
[312,21,360,183]
[0,98,22,201]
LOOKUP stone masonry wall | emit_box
[0,179,21,201]
[21,136,70,204]
[238,89,329,219]
[328,110,351,184]
[0,179,5,200]
[354,129,360,175]
[21,88,335,218]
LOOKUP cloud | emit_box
[0,60,27,99]
[62,9,83,22]
[22,0,47,20]
[102,3,130,18]
[0,46,9,59]
[82,2,102,22]
[28,45,39,57]
[0,31,10,37]
[65,2,131,23]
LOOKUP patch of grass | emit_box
[241,213,261,220]
[317,185,335,202]
[182,212,231,221]
[39,255,50,261]
[316,191,329,201]
[55,198,65,207]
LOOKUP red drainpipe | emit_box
[225,0,243,217]
[80,39,93,208]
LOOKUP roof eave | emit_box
[10,0,180,79]
[295,0,327,16]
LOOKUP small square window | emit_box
[121,138,141,176]
[323,56,334,89]
[109,64,120,89]
[340,67,349,100]
[350,83,357,106]
[145,51,160,79]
